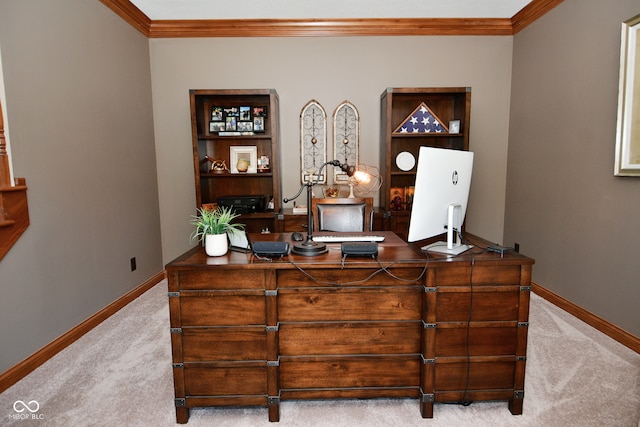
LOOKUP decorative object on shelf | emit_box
[323,186,339,198]
[333,101,359,183]
[614,13,640,176]
[205,156,229,173]
[390,187,405,210]
[388,185,415,210]
[300,100,328,183]
[393,102,449,134]
[283,160,356,256]
[257,155,270,173]
[230,146,257,173]
[405,185,415,210]
[347,164,382,198]
[236,158,249,172]
[449,120,461,134]
[395,151,416,171]
[190,206,245,256]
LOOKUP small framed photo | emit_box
[209,121,225,133]
[449,120,461,134]
[390,187,405,211]
[253,106,267,117]
[239,106,252,121]
[253,116,265,132]
[225,116,237,131]
[211,106,223,121]
[237,121,253,132]
[230,146,258,173]
[224,107,239,117]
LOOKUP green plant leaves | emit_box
[190,206,245,246]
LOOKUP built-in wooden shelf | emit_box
[0,179,30,261]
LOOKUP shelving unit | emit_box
[379,87,471,239]
[190,89,281,232]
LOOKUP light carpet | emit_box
[1,279,638,426]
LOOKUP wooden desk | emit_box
[166,232,534,423]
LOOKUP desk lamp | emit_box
[284,160,355,256]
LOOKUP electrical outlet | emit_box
[130,257,137,271]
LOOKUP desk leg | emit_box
[175,406,189,424]
[509,391,524,415]
[420,389,434,418]
[268,398,280,422]
[420,400,434,418]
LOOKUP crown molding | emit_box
[511,0,564,34]
[148,18,515,38]
[100,0,563,38]
[100,0,151,35]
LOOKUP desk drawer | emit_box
[177,269,265,290]
[433,287,520,322]
[435,357,515,391]
[280,355,420,389]
[181,327,267,361]
[279,321,421,356]
[430,265,522,287]
[179,291,266,326]
[278,287,421,322]
[435,323,518,357]
[183,362,267,396]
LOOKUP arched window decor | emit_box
[332,101,359,184]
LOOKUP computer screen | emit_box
[407,146,474,255]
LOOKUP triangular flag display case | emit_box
[380,87,471,240]
[393,102,450,134]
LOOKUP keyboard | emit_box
[312,234,385,243]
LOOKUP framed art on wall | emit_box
[300,100,327,184]
[614,14,640,176]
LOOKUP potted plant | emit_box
[190,206,245,256]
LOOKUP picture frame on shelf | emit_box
[237,121,253,132]
[449,120,461,134]
[210,121,226,133]
[253,116,265,132]
[211,106,223,121]
[224,107,239,117]
[614,14,640,176]
[253,106,267,117]
[230,146,258,173]
[239,106,252,121]
[390,187,405,211]
[225,116,237,131]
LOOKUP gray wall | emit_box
[506,0,640,336]
[0,0,163,372]
[150,36,515,263]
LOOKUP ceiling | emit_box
[129,0,534,21]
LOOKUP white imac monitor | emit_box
[407,146,474,255]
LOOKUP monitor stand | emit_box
[421,204,472,255]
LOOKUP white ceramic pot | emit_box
[205,233,228,256]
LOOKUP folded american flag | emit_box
[393,102,449,134]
